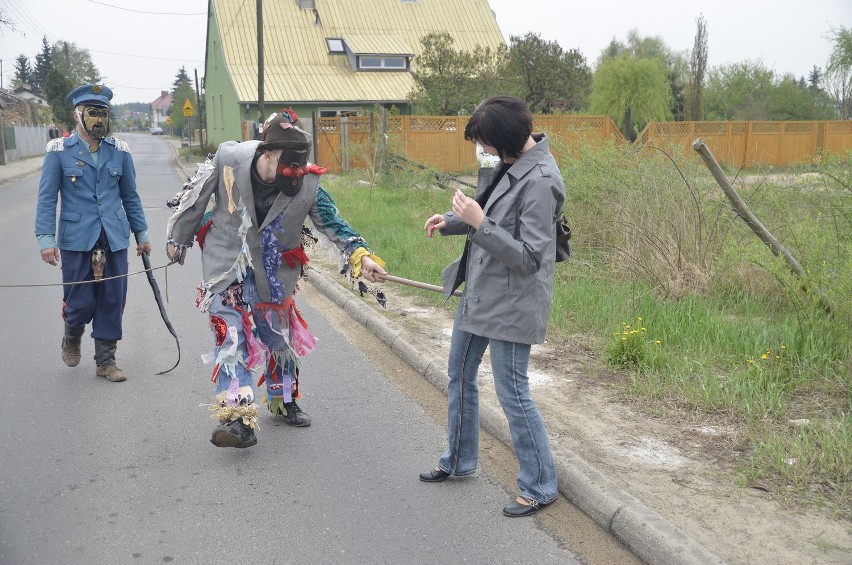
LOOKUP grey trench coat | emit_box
[440,134,565,345]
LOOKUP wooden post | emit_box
[0,116,6,166]
[341,116,349,173]
[692,138,833,313]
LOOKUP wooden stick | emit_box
[382,274,461,297]
[692,138,834,314]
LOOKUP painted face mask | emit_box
[274,148,310,197]
[79,105,110,139]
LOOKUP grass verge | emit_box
[320,146,851,517]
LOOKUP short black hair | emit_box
[463,96,533,160]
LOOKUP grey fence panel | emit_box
[4,126,50,162]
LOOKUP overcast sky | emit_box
[1,0,848,105]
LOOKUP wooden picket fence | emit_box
[315,114,852,174]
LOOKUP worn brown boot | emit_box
[94,339,126,382]
[61,322,85,367]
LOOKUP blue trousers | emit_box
[60,240,128,341]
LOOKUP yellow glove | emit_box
[349,247,385,278]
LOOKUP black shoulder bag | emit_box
[515,189,572,262]
[555,214,572,262]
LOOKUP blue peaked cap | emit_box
[67,84,113,108]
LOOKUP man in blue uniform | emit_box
[35,84,152,382]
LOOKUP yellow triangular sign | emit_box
[182,98,194,112]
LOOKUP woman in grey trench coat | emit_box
[420,96,566,517]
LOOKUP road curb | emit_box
[307,268,725,565]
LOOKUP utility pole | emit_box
[256,0,265,135]
[194,67,204,146]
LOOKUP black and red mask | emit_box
[258,109,313,197]
[274,148,310,196]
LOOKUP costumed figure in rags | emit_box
[165,109,386,449]
[35,83,152,383]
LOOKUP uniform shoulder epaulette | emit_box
[46,138,65,152]
[111,137,131,153]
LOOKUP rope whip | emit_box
[0,256,181,374]
[0,260,176,288]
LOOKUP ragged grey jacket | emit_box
[167,140,367,304]
[440,134,565,345]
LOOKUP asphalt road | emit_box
[0,134,587,564]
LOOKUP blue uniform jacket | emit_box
[35,133,148,252]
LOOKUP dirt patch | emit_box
[305,250,852,565]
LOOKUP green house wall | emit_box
[202,3,412,147]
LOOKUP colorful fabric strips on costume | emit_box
[260,214,288,302]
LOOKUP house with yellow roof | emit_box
[203,0,505,145]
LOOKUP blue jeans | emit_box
[438,305,558,505]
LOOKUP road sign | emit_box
[164,116,172,125]
[182,98,194,117]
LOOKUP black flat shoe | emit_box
[502,497,551,517]
[419,468,451,482]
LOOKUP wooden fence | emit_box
[315,115,852,174]
[636,120,852,168]
[315,115,624,174]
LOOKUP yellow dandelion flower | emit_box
[761,354,768,360]
[655,340,661,344]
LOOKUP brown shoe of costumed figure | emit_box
[96,364,126,382]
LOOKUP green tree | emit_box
[51,41,102,87]
[684,14,708,120]
[598,29,688,121]
[808,66,822,91]
[169,66,197,134]
[767,74,834,120]
[45,68,75,130]
[589,56,672,140]
[704,60,775,120]
[12,54,32,89]
[410,32,507,115]
[32,36,52,94]
[825,26,852,118]
[506,32,591,113]
[826,26,852,74]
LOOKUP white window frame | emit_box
[326,38,345,54]
[357,55,407,70]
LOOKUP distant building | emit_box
[13,84,48,106]
[0,88,17,110]
[202,0,506,145]
[150,90,173,128]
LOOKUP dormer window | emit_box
[358,56,407,70]
[326,38,345,54]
